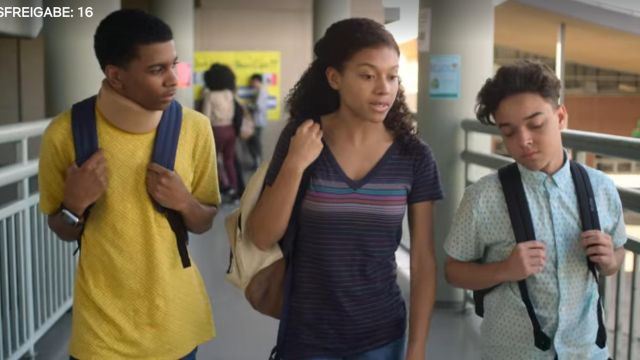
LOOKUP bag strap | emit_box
[270,118,320,359]
[152,100,182,176]
[269,164,315,360]
[70,96,99,250]
[232,98,243,135]
[151,101,191,268]
[71,96,99,167]
[569,160,606,348]
[70,97,190,268]
[498,163,552,351]
[472,285,496,317]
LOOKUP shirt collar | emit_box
[517,151,572,189]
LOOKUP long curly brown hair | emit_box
[285,18,418,150]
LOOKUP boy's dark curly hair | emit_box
[476,60,561,125]
[286,17,418,149]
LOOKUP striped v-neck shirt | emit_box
[265,121,443,358]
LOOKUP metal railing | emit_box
[0,119,77,360]
[462,119,640,360]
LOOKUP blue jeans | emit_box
[306,337,405,360]
[70,347,197,360]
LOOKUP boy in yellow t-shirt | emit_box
[38,9,220,360]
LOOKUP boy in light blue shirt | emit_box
[444,60,626,360]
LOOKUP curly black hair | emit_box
[249,73,263,84]
[476,60,561,125]
[204,63,236,92]
[94,9,173,71]
[285,17,418,149]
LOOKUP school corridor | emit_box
[1,0,640,359]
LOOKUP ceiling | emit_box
[571,0,640,17]
[495,1,640,74]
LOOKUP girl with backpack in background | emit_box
[202,63,245,201]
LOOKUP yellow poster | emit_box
[194,51,281,121]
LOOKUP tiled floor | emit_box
[30,204,482,360]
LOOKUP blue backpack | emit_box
[70,95,191,268]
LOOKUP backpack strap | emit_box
[269,163,315,360]
[70,97,190,268]
[270,118,320,359]
[71,96,99,166]
[472,285,496,317]
[69,96,99,250]
[152,100,182,174]
[151,100,191,268]
[498,163,552,351]
[569,161,606,348]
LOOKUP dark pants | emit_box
[213,125,238,191]
[246,125,263,167]
[71,347,197,360]
[234,154,245,197]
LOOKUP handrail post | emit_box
[17,137,36,359]
[614,269,624,359]
[628,254,638,360]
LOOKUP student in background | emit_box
[202,63,240,199]
[246,73,268,169]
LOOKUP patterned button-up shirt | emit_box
[445,158,626,360]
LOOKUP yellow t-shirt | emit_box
[38,106,220,359]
